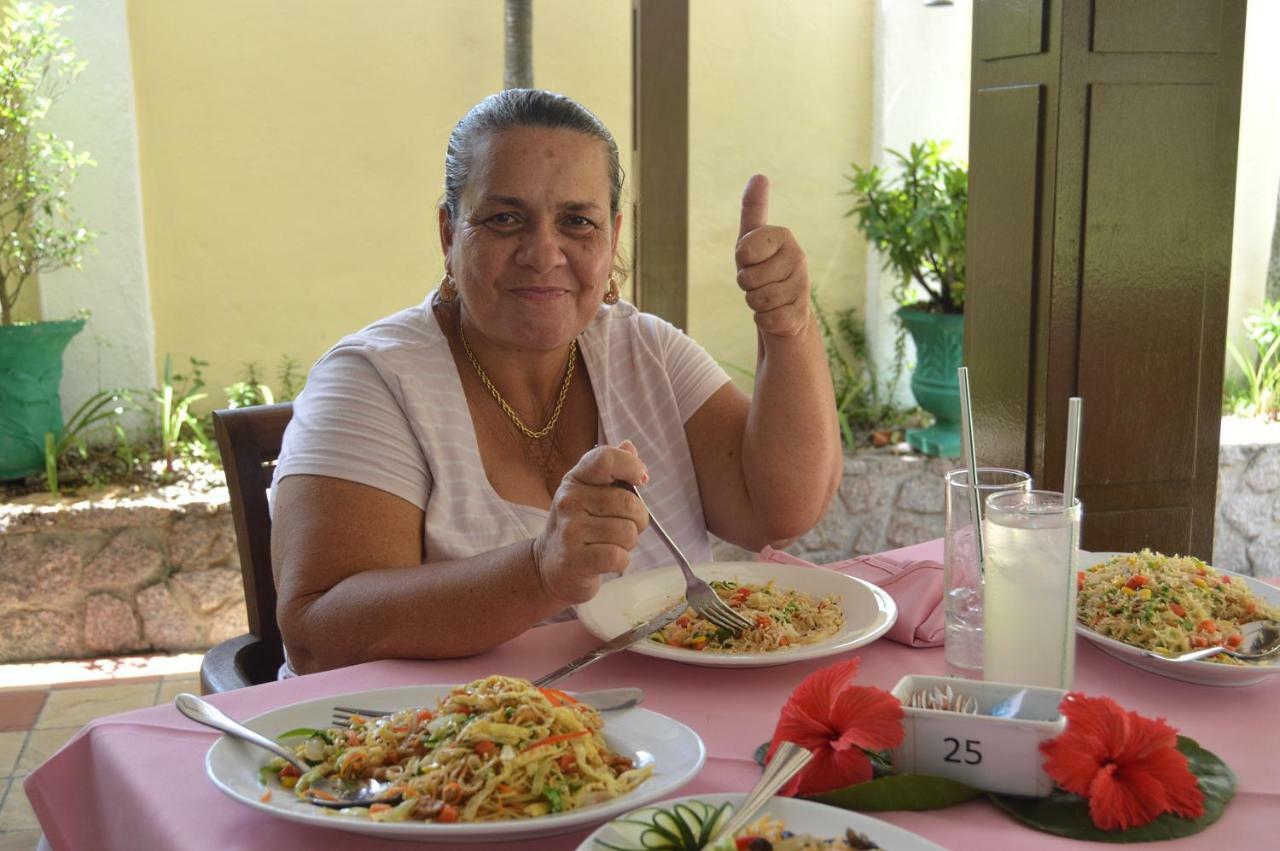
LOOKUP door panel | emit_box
[1078,83,1216,487]
[967,84,1043,470]
[967,0,1246,559]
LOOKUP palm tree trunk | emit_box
[504,0,533,90]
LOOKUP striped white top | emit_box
[274,294,732,573]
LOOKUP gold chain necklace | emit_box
[459,328,577,440]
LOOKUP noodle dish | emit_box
[1077,550,1280,665]
[650,580,844,653]
[264,675,651,822]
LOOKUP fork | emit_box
[613,481,753,635]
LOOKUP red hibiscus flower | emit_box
[765,658,904,797]
[1040,692,1204,831]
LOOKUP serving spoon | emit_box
[701,741,813,849]
[1141,619,1280,664]
[175,693,399,809]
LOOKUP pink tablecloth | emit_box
[25,541,1280,849]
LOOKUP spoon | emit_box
[701,741,813,850]
[1141,620,1280,664]
[175,693,399,809]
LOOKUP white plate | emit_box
[577,561,897,668]
[1076,551,1280,687]
[577,792,946,851]
[205,684,706,843]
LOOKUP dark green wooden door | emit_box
[967,0,1246,558]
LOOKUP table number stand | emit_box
[890,675,1066,797]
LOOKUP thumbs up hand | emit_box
[735,175,811,338]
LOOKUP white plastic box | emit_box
[890,675,1067,797]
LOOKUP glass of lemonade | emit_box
[943,468,1032,679]
[982,490,1082,689]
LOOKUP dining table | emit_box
[24,539,1280,849]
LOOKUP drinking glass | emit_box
[982,490,1082,689]
[943,468,1032,678]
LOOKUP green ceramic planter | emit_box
[0,318,85,479]
[896,307,963,458]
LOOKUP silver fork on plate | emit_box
[613,480,753,635]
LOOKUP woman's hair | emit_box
[442,89,624,222]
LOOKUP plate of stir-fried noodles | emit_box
[1076,550,1280,687]
[577,561,897,668]
[205,675,704,842]
[578,792,945,850]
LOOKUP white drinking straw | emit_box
[957,366,985,574]
[1063,397,1083,506]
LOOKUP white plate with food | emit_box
[577,792,945,851]
[577,561,897,668]
[1076,550,1280,687]
[204,676,705,843]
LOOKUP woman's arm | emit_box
[273,444,648,674]
[686,175,842,551]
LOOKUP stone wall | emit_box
[1213,417,1280,577]
[712,447,955,564]
[0,482,245,664]
[718,421,1280,578]
[1,419,1275,663]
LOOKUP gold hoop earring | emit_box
[603,275,620,305]
[439,274,458,303]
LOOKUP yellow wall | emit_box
[689,0,874,382]
[127,0,631,401]
[12,276,41,323]
[126,1,870,401]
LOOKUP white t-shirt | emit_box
[274,294,731,572]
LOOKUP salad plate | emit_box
[1075,551,1280,687]
[577,560,897,668]
[577,792,945,850]
[204,683,705,843]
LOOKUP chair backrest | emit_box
[212,402,293,678]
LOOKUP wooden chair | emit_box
[200,402,294,693]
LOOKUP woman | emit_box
[272,89,841,674]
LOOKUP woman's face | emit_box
[440,126,621,353]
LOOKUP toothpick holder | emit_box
[890,675,1067,797]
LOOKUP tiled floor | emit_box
[0,653,204,851]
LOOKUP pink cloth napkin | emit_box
[758,546,944,647]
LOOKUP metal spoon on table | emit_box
[175,693,399,809]
[1141,620,1280,664]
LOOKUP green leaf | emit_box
[753,741,980,811]
[810,773,982,812]
[988,736,1236,842]
[275,727,324,741]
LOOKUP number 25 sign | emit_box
[889,675,1066,798]
[943,737,983,765]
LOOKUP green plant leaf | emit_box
[809,774,982,812]
[751,741,980,811]
[844,138,966,312]
[988,736,1235,843]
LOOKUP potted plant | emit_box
[0,3,96,479]
[846,139,966,457]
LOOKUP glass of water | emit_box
[982,490,1082,689]
[943,468,1032,678]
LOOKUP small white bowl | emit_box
[891,675,1066,797]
